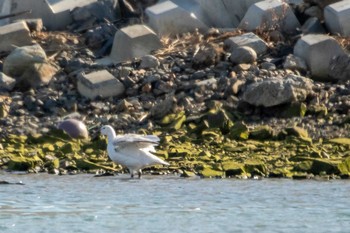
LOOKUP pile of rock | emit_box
[0,0,349,141]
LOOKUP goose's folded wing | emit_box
[114,134,160,144]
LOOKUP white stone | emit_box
[0,21,33,52]
[110,24,162,63]
[239,0,300,33]
[294,34,346,80]
[0,0,11,26]
[77,70,125,100]
[324,0,350,36]
[146,1,208,35]
[224,32,267,55]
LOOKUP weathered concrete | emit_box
[10,0,98,30]
[109,24,162,63]
[294,34,346,80]
[239,0,300,34]
[146,0,208,35]
[190,0,235,27]
[77,70,125,100]
[224,32,267,55]
[324,0,350,36]
[0,0,11,26]
[0,21,33,52]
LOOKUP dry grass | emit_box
[333,35,350,52]
[154,29,244,58]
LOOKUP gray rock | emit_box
[283,54,308,71]
[300,17,326,34]
[242,75,313,107]
[18,62,58,89]
[0,72,16,91]
[58,118,89,139]
[329,54,350,81]
[140,55,160,69]
[230,46,257,64]
[3,44,47,77]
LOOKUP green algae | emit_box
[1,111,349,179]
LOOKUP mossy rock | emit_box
[206,108,233,133]
[293,160,313,172]
[328,138,350,146]
[307,104,328,117]
[181,170,197,177]
[249,125,274,140]
[222,161,245,177]
[244,159,267,176]
[160,111,186,130]
[281,103,307,118]
[310,159,340,175]
[338,157,350,175]
[7,156,43,171]
[199,166,224,178]
[284,126,311,142]
[229,121,249,140]
[60,142,81,154]
[269,167,293,178]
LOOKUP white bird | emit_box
[100,125,169,178]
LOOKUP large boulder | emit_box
[3,44,58,89]
[242,75,313,107]
[3,44,47,77]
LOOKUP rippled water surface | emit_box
[1,173,350,233]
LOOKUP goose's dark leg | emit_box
[138,170,142,179]
[130,169,134,178]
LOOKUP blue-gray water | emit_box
[1,174,350,233]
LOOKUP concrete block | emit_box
[324,0,350,36]
[110,24,162,63]
[0,21,33,52]
[220,0,263,26]
[294,34,346,81]
[239,0,300,34]
[77,70,125,100]
[189,0,236,27]
[10,0,97,30]
[146,0,208,36]
[0,0,11,26]
[224,32,267,55]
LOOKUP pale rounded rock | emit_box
[58,119,89,139]
[230,46,257,64]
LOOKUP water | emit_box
[1,174,350,233]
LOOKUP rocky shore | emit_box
[0,0,350,179]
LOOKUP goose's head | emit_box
[100,125,115,138]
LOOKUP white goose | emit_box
[100,125,169,178]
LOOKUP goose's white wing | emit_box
[114,134,160,144]
[109,136,168,169]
